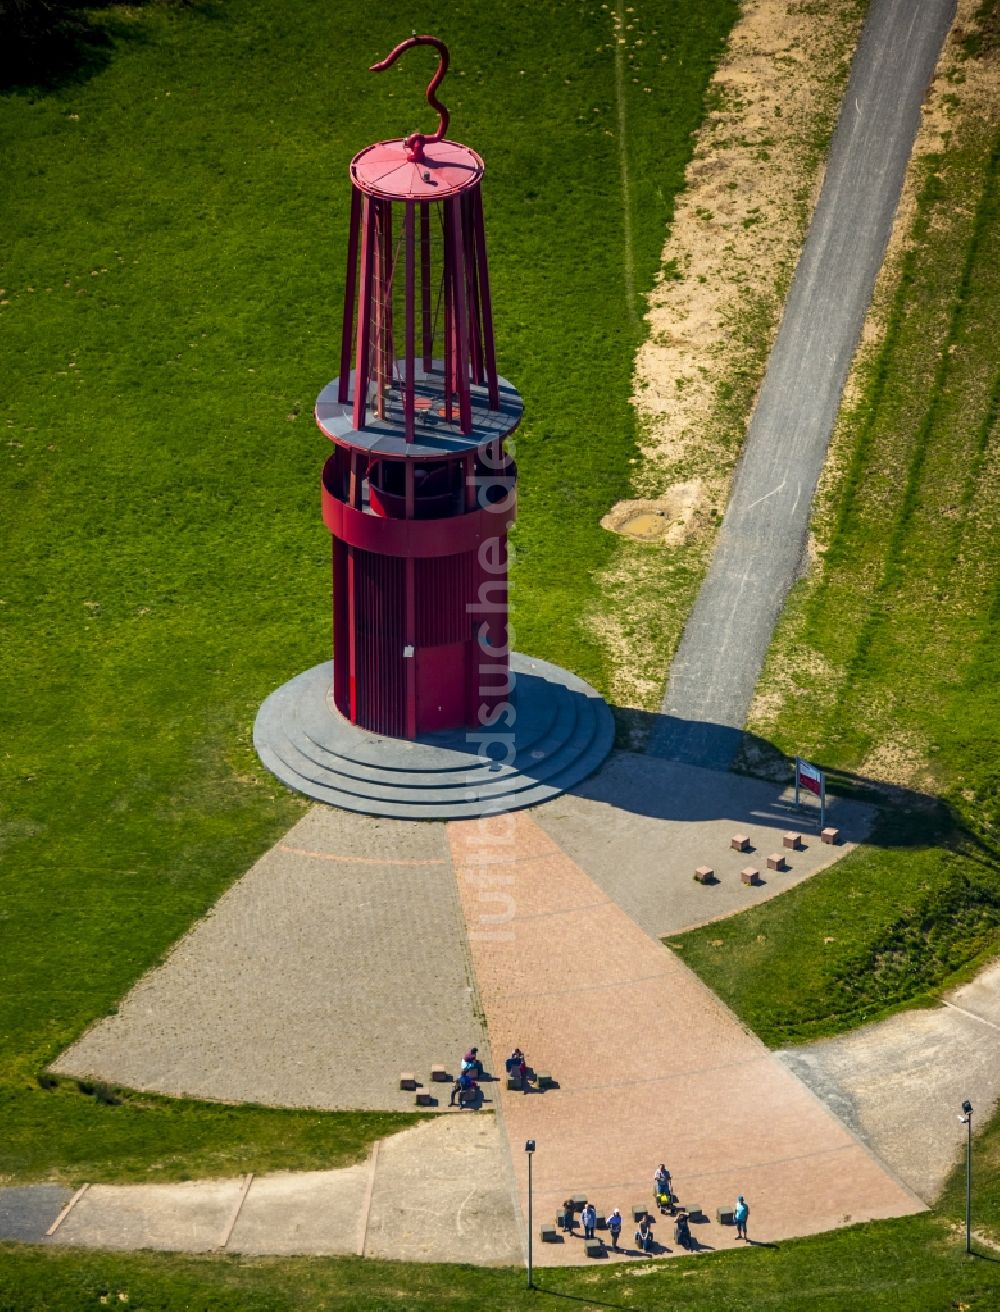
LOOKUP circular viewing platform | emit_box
[315,363,523,459]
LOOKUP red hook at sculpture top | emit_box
[370,35,451,164]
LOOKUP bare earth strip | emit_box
[448,811,922,1266]
[595,0,866,713]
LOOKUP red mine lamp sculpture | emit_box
[254,36,612,820]
[316,35,520,738]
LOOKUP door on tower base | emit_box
[415,642,469,733]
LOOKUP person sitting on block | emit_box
[449,1070,478,1106]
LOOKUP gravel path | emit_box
[777,960,1000,1203]
[3,1117,521,1264]
[650,0,955,767]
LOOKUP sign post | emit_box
[795,757,826,830]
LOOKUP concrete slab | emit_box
[448,811,923,1266]
[365,1114,522,1265]
[53,807,488,1110]
[52,1179,243,1252]
[533,752,872,935]
[227,1165,370,1256]
[0,1185,72,1243]
[777,964,1000,1202]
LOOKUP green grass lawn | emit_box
[674,16,1000,1043]
[0,0,737,1182]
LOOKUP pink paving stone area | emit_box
[448,812,923,1266]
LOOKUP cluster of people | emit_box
[448,1044,535,1106]
[559,1162,750,1255]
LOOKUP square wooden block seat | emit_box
[571,1195,588,1211]
[536,1071,554,1089]
[632,1205,648,1223]
[415,1092,435,1107]
[740,867,759,886]
[595,1212,606,1229]
[430,1065,450,1082]
[399,1073,417,1091]
[540,1224,558,1242]
[766,853,787,872]
[557,1210,573,1229]
[685,1204,703,1220]
[730,833,751,852]
[694,865,714,884]
[716,1206,735,1225]
[783,832,803,850]
[585,1239,604,1258]
[821,826,841,844]
[506,1077,521,1090]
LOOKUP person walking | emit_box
[607,1208,623,1251]
[734,1194,749,1241]
[581,1201,597,1240]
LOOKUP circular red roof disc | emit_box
[350,138,484,202]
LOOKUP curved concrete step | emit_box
[262,689,598,808]
[254,655,615,819]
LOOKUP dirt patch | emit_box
[590,0,866,713]
[601,480,705,544]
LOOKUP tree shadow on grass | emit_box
[0,1,217,95]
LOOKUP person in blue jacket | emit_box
[734,1194,749,1240]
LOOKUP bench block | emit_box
[506,1077,521,1090]
[540,1224,558,1242]
[536,1071,554,1088]
[632,1205,648,1223]
[821,826,840,845]
[694,865,714,884]
[430,1065,450,1082]
[414,1092,435,1107]
[766,853,786,871]
[399,1073,417,1091]
[571,1195,588,1211]
[685,1204,703,1220]
[595,1213,606,1229]
[585,1239,604,1258]
[783,832,803,850]
[557,1210,572,1228]
[740,867,759,886]
[716,1206,735,1225]
[730,833,750,852]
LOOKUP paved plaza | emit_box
[37,756,978,1264]
[450,810,921,1265]
[54,807,488,1111]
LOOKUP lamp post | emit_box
[960,1100,973,1255]
[525,1139,535,1289]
